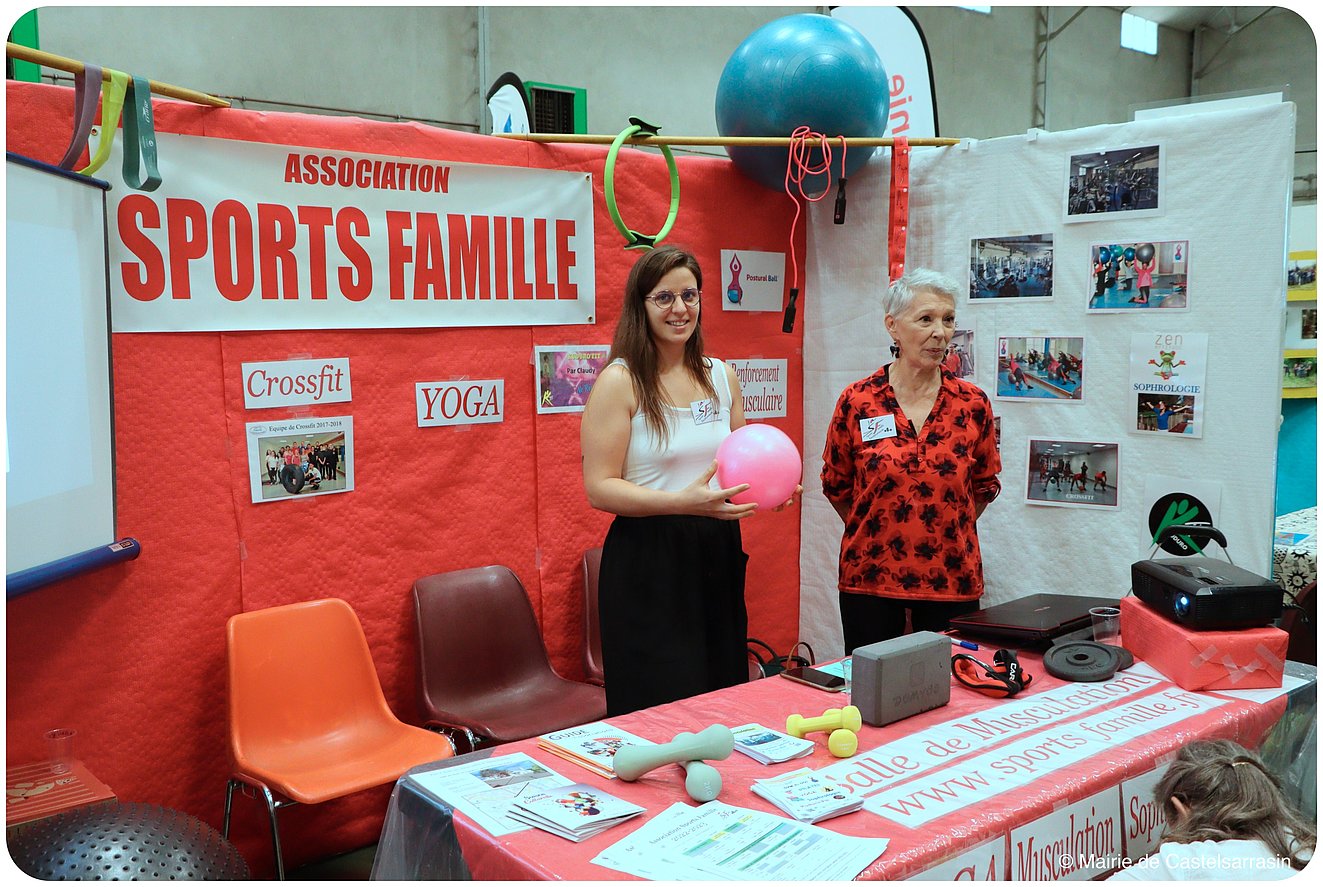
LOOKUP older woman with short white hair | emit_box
[821,268,1002,651]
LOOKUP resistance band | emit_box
[604,116,680,250]
[121,75,162,191]
[57,63,102,170]
[781,126,847,333]
[79,68,130,177]
[888,136,910,282]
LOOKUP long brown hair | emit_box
[606,246,716,445]
[1156,739,1314,869]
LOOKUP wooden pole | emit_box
[5,42,230,108]
[494,133,962,148]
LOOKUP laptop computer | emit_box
[947,593,1121,646]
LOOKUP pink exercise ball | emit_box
[716,424,802,509]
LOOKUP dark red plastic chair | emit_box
[413,565,607,752]
[582,547,605,686]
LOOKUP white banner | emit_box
[863,687,1227,827]
[1009,787,1123,880]
[1120,765,1170,860]
[98,128,595,331]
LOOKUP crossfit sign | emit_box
[242,357,352,409]
[98,128,596,331]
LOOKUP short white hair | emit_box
[884,268,961,317]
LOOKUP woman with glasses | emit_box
[581,245,763,716]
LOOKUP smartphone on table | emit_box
[777,665,846,692]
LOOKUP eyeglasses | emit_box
[644,288,701,308]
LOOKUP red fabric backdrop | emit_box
[5,81,804,873]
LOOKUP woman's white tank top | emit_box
[615,357,734,492]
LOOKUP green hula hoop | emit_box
[604,118,680,250]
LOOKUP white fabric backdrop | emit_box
[800,103,1295,656]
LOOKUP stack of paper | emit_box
[592,801,888,880]
[537,722,655,779]
[750,767,863,823]
[731,723,815,764]
[507,782,646,842]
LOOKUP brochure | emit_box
[406,752,572,836]
[592,801,888,880]
[536,721,656,780]
[750,767,863,823]
[730,723,815,765]
[507,782,645,842]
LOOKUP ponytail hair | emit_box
[1156,739,1314,870]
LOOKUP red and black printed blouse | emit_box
[821,365,1002,602]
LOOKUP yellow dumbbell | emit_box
[786,705,861,757]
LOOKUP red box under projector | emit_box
[1120,596,1286,691]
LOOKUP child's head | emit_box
[1156,739,1313,869]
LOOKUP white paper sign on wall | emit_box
[416,379,505,427]
[242,357,352,409]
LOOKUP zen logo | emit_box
[416,380,504,427]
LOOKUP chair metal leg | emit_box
[225,777,289,880]
[256,784,286,881]
[222,779,237,838]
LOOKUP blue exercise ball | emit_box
[715,14,889,193]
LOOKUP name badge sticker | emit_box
[691,399,719,426]
[860,415,897,442]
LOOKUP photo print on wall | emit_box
[247,415,353,503]
[535,345,609,414]
[1087,240,1189,312]
[945,328,976,382]
[996,335,1085,401]
[1064,144,1163,222]
[1129,332,1207,437]
[969,235,1053,300]
[1025,438,1120,510]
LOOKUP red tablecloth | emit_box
[376,650,1300,880]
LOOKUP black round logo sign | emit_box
[1147,492,1213,555]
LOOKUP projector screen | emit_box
[5,155,117,578]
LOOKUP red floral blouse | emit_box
[821,365,1002,602]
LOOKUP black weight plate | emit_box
[1044,641,1120,682]
[1113,646,1135,671]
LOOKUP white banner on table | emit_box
[98,129,595,331]
[816,670,1167,799]
[1009,787,1123,880]
[407,752,572,837]
[1120,765,1170,860]
[728,358,788,418]
[908,836,1006,881]
[864,687,1228,827]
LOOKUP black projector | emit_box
[1131,558,1283,630]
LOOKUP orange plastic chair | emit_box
[223,598,453,879]
[582,547,605,687]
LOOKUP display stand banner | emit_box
[100,129,596,331]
